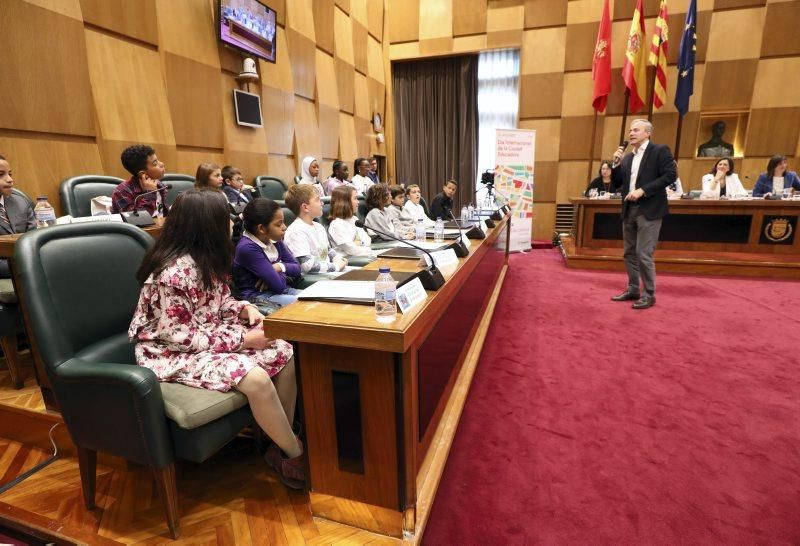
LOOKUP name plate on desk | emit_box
[396,277,427,313]
[419,248,459,268]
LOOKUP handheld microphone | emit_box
[354,220,445,291]
[448,210,484,244]
[123,184,173,227]
[612,141,629,167]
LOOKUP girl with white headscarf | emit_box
[299,156,325,199]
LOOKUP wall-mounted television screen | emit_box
[218,0,277,63]
[233,89,263,127]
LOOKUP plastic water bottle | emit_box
[415,218,426,242]
[374,267,397,323]
[34,196,56,228]
[460,206,469,222]
[434,217,445,242]
[468,204,475,221]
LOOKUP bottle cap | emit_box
[378,267,390,273]
[37,196,48,200]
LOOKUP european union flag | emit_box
[674,0,697,116]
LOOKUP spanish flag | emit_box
[622,0,648,113]
[649,0,669,110]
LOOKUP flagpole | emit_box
[587,110,599,184]
[647,66,657,120]
[674,114,684,158]
[619,89,630,145]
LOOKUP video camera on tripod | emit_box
[480,169,495,188]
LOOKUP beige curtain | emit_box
[392,55,479,212]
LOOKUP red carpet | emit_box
[423,249,800,544]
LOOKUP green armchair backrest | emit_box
[59,175,124,218]
[253,175,288,200]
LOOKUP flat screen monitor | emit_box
[233,89,263,128]
[218,0,277,63]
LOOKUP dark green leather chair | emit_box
[281,206,296,227]
[59,175,124,218]
[14,222,254,539]
[253,176,288,200]
[161,174,195,207]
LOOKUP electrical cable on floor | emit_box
[0,422,60,494]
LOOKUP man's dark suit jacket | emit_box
[611,142,677,220]
[0,192,36,278]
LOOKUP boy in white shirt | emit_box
[284,184,347,274]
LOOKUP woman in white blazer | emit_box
[701,157,747,199]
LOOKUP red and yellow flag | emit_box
[592,0,612,112]
[622,0,648,113]
[649,0,669,110]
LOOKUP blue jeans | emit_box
[250,288,301,315]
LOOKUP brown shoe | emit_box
[265,438,307,490]
[611,290,640,302]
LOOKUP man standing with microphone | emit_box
[610,119,676,309]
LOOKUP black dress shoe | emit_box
[632,295,655,309]
[611,290,641,302]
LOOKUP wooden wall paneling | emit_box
[338,113,358,164]
[354,73,371,119]
[602,65,655,116]
[367,78,386,127]
[24,0,82,19]
[367,0,385,40]
[524,0,568,28]
[154,0,219,66]
[97,140,177,181]
[714,0,766,9]
[83,29,176,145]
[530,161,559,202]
[353,20,370,75]
[665,10,712,65]
[519,119,561,162]
[676,112,701,159]
[613,0,660,19]
[266,154,298,182]
[218,42,247,75]
[566,0,604,25]
[80,0,158,45]
[163,53,224,149]
[336,59,357,115]
[318,160,335,180]
[419,37,456,56]
[335,0,351,13]
[316,50,341,109]
[760,1,800,56]
[559,116,603,161]
[220,74,268,158]
[389,42,422,60]
[745,107,800,156]
[556,161,592,203]
[564,21,598,72]
[561,72,596,118]
[368,36,386,85]
[751,58,800,108]
[521,28,566,75]
[532,202,557,240]
[676,158,696,190]
[0,2,95,136]
[262,0,286,26]
[355,117,373,159]
[350,0,369,25]
[225,151,269,182]
[700,60,758,111]
[600,115,623,160]
[334,6,356,65]
[293,97,322,162]
[519,74,564,119]
[453,0,487,36]
[313,0,336,55]
[650,112,680,153]
[451,34,489,55]
[662,64,706,115]
[261,87,295,155]
[318,104,341,159]
[706,8,766,62]
[486,29,523,49]
[0,136,104,214]
[419,0,453,40]
[286,0,316,41]
[287,29,317,101]
[388,0,420,43]
[738,157,771,187]
[316,50,342,159]
[487,0,525,32]
[261,28,295,93]
[174,149,225,177]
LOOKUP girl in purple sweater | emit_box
[233,199,301,313]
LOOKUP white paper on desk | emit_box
[298,280,375,300]
[425,228,462,235]
[314,265,359,279]
[419,248,459,268]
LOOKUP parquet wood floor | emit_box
[0,351,45,413]
[0,436,400,545]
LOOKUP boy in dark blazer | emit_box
[0,154,36,278]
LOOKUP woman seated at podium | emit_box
[700,157,747,199]
[584,161,617,197]
[752,155,800,197]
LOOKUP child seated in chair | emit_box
[129,189,305,489]
[284,184,347,274]
[111,144,168,217]
[0,154,35,279]
[327,185,373,257]
[233,199,301,314]
[221,165,256,205]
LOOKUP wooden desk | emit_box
[263,218,510,539]
[0,223,162,410]
[566,198,800,278]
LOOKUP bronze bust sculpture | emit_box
[697,121,734,157]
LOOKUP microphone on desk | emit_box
[448,210,485,243]
[354,220,445,291]
[122,184,173,227]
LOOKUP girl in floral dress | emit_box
[129,189,305,488]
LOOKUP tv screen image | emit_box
[219,0,277,63]
[233,89,263,128]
